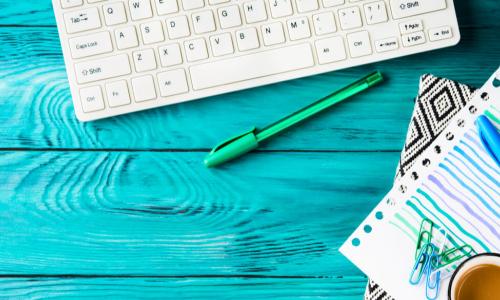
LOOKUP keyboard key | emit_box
[80,86,105,112]
[235,28,260,51]
[210,0,230,4]
[261,22,286,46]
[133,49,157,72]
[158,44,183,66]
[182,0,205,10]
[428,26,452,42]
[399,20,423,34]
[210,33,235,56]
[189,43,314,90]
[402,31,426,47]
[390,0,446,19]
[364,1,387,25]
[192,10,216,34]
[157,69,189,97]
[322,0,344,7]
[295,0,319,13]
[154,0,179,15]
[129,0,153,20]
[375,37,399,52]
[287,17,311,41]
[141,21,165,44]
[52,0,461,121]
[347,31,372,57]
[268,0,293,19]
[64,7,101,34]
[75,54,131,84]
[338,6,362,30]
[315,36,346,64]
[106,80,131,107]
[69,31,113,59]
[166,15,191,39]
[132,75,157,102]
[61,0,83,9]
[184,38,209,61]
[218,6,242,29]
[313,12,337,36]
[243,0,268,24]
[103,2,127,26]
[115,26,139,49]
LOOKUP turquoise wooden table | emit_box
[0,1,498,298]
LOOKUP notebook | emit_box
[366,73,477,300]
[341,67,500,300]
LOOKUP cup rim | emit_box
[447,252,500,300]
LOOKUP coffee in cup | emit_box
[448,253,500,300]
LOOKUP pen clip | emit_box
[210,127,258,154]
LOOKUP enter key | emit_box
[390,0,447,19]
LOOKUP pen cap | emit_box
[204,128,259,168]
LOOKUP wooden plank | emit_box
[0,27,498,150]
[0,151,397,275]
[0,277,367,299]
[0,0,497,27]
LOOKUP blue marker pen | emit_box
[477,115,500,165]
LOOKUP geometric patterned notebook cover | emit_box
[365,74,477,300]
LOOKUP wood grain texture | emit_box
[0,151,396,275]
[0,27,498,150]
[0,277,367,299]
[0,0,498,298]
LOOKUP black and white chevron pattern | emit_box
[364,74,476,300]
[396,74,476,179]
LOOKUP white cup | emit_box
[448,253,500,300]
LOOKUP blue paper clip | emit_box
[426,252,441,300]
[410,219,477,299]
[409,243,434,285]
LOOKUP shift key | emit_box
[390,0,446,19]
[75,54,131,84]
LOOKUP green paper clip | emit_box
[410,219,477,300]
[415,218,434,259]
[436,244,476,269]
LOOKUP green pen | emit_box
[204,71,384,168]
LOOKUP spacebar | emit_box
[189,43,314,90]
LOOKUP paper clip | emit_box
[432,264,455,281]
[415,219,434,259]
[437,244,475,269]
[426,252,441,300]
[433,229,448,255]
[409,243,434,285]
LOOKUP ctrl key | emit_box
[80,86,105,113]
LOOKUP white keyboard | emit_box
[53,0,460,121]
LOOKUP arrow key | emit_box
[375,37,399,53]
[429,26,453,42]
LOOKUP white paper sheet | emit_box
[341,67,500,300]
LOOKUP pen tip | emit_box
[204,158,214,168]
